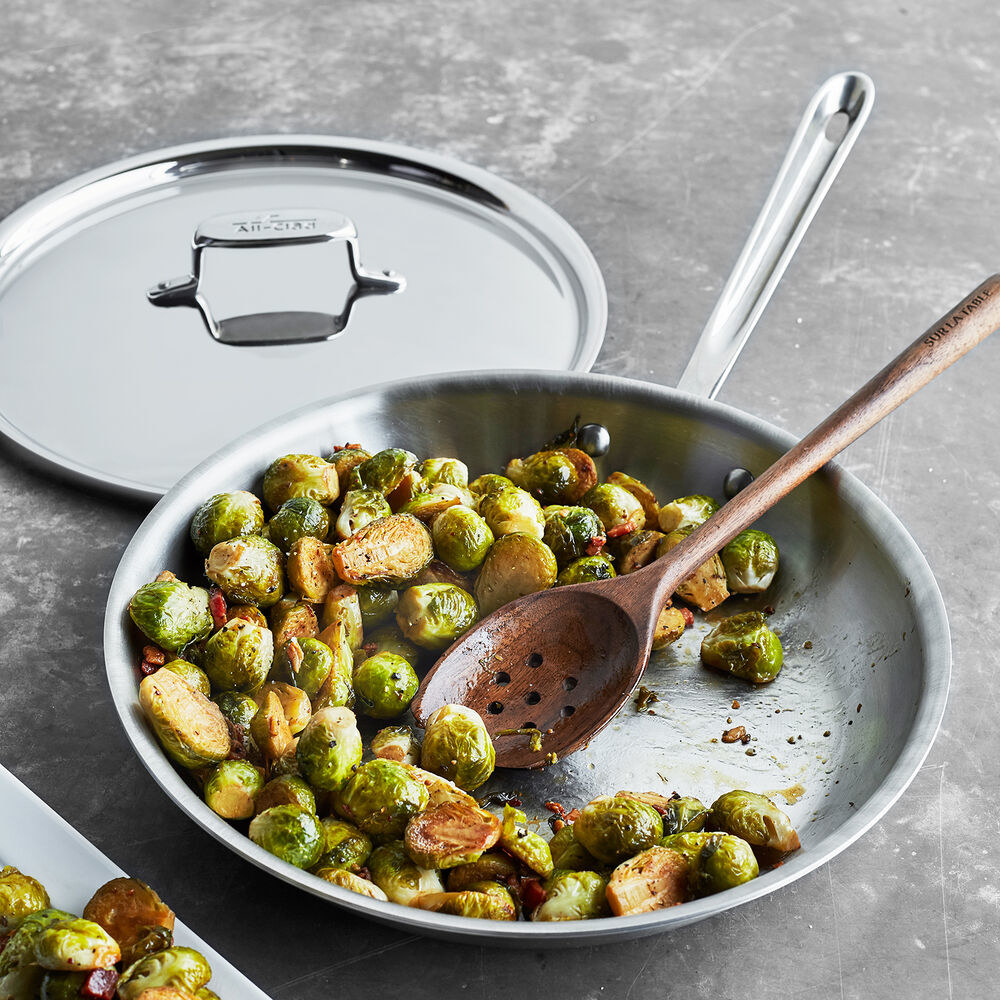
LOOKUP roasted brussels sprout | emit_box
[547,826,601,872]
[356,584,399,628]
[556,554,616,586]
[128,580,213,653]
[252,681,311,734]
[0,908,71,979]
[542,505,607,568]
[262,453,339,512]
[352,652,418,719]
[402,764,479,810]
[189,491,264,556]
[139,670,230,769]
[272,637,334,699]
[420,705,495,792]
[227,604,269,629]
[82,877,175,968]
[314,868,389,901]
[249,690,294,762]
[473,533,558,615]
[268,597,319,650]
[367,841,444,906]
[533,870,609,921]
[285,536,336,603]
[700,611,783,684]
[212,690,257,730]
[395,583,478,651]
[202,619,273,694]
[605,847,689,915]
[720,529,779,593]
[504,448,597,505]
[708,790,800,851]
[30,915,120,971]
[407,559,471,590]
[498,805,554,877]
[330,514,434,585]
[328,445,371,482]
[248,805,325,869]
[419,457,469,488]
[371,725,421,765]
[362,625,421,671]
[572,795,663,864]
[320,585,363,650]
[255,774,316,816]
[159,659,211,698]
[606,471,659,529]
[657,524,730,611]
[205,536,285,609]
[416,883,517,920]
[335,488,392,542]
[478,486,545,540]
[336,759,430,841]
[116,946,211,999]
[660,832,759,895]
[468,473,513,498]
[296,707,363,791]
[38,971,89,999]
[0,866,50,930]
[651,604,688,650]
[314,818,372,873]
[399,488,465,523]
[581,483,645,539]
[446,850,520,892]
[204,760,265,820]
[351,448,417,495]
[657,493,720,533]
[268,497,330,553]
[612,529,664,574]
[659,796,709,835]
[430,506,494,573]
[404,800,501,869]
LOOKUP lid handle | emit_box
[147,209,404,346]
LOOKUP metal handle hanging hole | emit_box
[824,110,850,142]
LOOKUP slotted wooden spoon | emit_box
[412,276,1000,768]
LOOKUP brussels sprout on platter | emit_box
[0,866,50,931]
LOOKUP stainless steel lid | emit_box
[0,135,606,501]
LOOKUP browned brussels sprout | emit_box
[478,486,545,540]
[473,533,558,615]
[272,637,335,700]
[251,682,311,734]
[612,529,665,574]
[356,584,399,628]
[657,493,720,533]
[404,801,501,869]
[331,514,434,585]
[468,473,513,498]
[606,471,659,529]
[656,525,729,612]
[204,760,265,820]
[336,759,430,842]
[228,603,269,629]
[189,491,264,556]
[572,795,663,864]
[268,597,319,650]
[556,554,616,586]
[335,488,392,541]
[661,796,709,835]
[285,536,337,603]
[351,448,418,495]
[212,690,257,730]
[701,611,783,684]
[580,483,645,539]
[708,790,800,851]
[396,583,478,651]
[660,831,759,895]
[420,705,495,791]
[139,670,230,769]
[419,457,469,488]
[652,604,688,650]
[249,806,325,869]
[268,496,330,553]
[548,826,601,872]
[371,725,421,765]
[315,868,389,901]
[314,818,373,873]
[367,841,443,906]
[321,585,363,649]
[82,877,175,968]
[327,445,371,482]
[446,850,520,892]
[159,659,211,698]
[505,448,597,505]
[0,866,50,931]
[262,453,339,511]
[249,690,294,763]
[415,885,516,920]
[606,847,689,915]
[205,536,285,609]
[498,805,553,877]
[128,579,213,653]
[542,505,607,568]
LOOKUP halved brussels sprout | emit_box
[446,850,520,892]
[651,604,688,650]
[30,916,120,971]
[296,707,363,792]
[542,505,607,568]
[415,885,516,920]
[547,826,601,872]
[404,801,501,869]
[331,514,434,585]
[252,681,311,734]
[401,764,479,810]
[498,805,554,877]
[367,841,444,906]
[314,818,373,873]
[556,554,616,586]
[356,584,399,628]
[268,497,330,553]
[659,831,759,895]
[419,457,469,489]
[248,805,325,869]
[351,448,418,495]
[0,908,72,980]
[116,947,212,1000]
[468,473,513,498]
[202,619,273,694]
[268,597,319,650]
[254,774,316,815]
[606,471,659,529]
[431,506,494,573]
[407,559,471,590]
[0,866,50,931]
[159,659,211,698]
[399,488,465,523]
[189,491,264,556]
[272,637,334,699]
[321,585,363,650]
[285,536,336,603]
[613,529,665,574]
[572,795,663,864]
[128,579,213,653]
[262,453,339,511]
[532,870,609,921]
[473,533,558,615]
[657,494,720,533]
[371,725,421,765]
[82,877,175,968]
[386,469,428,511]
[657,525,730,612]
[212,691,257,730]
[420,705,495,792]
[204,760,265,820]
[336,759,430,841]
[605,847,689,915]
[396,583,478,651]
[314,868,389,901]
[328,446,371,483]
[581,483,645,539]
[249,690,294,762]
[335,488,393,541]
[720,529,779,593]
[478,486,545,540]
[700,611,783,684]
[205,536,285,609]
[362,625,421,671]
[504,448,597,505]
[708,790,800,851]
[139,670,230,769]
[352,652,418,719]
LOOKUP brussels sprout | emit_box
[248,805,325,869]
[252,681,311,734]
[497,805,554,877]
[159,658,211,697]
[268,496,330,553]
[352,652,418,719]
[272,637,334,699]
[296,707,363,791]
[204,759,265,820]
[660,796,709,835]
[331,514,434,585]
[415,885,516,920]
[315,867,389,901]
[139,670,230,769]
[407,559,471,590]
[572,795,663,864]
[606,471,659,529]
[469,473,513,498]
[285,536,336,603]
[420,705,495,792]
[312,671,355,712]
[507,447,598,505]
[720,529,779,593]
[660,832,759,895]
[652,604,688,650]
[395,584,478,651]
[362,626,421,671]
[336,759,430,841]
[371,725,421,765]
[657,493,720,533]
[367,841,443,906]
[404,801,502,869]
[402,764,479,810]
[82,878,174,967]
[116,946,211,999]
[0,908,71,979]
[431,506,494,573]
[547,826,601,872]
[335,488,392,541]
[328,445,371,482]
[314,818,372,872]
[228,604,269,629]
[0,866,49,930]
[419,457,469,488]
[189,491,264,556]
[581,483,645,539]
[708,790,800,851]
[249,690,295,762]
[128,580,213,653]
[446,850,520,892]
[262,453,339,512]
[351,448,417,495]
[478,486,545,540]
[556,554,616,586]
[701,611,783,684]
[205,536,285,609]
[321,585,363,649]
[268,597,319,650]
[542,505,607,568]
[255,774,316,816]
[356,584,399,628]
[532,870,609,921]
[202,619,273,694]
[399,488,465,523]
[38,971,88,999]
[386,469,430,512]
[473,533,558,615]
[30,915,120,971]
[212,690,257,730]
[605,847,689,915]
[612,529,665,574]
[657,524,730,612]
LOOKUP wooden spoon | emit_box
[411,276,1000,768]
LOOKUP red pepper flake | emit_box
[564,808,581,823]
[544,800,567,817]
[81,968,119,1000]
[679,607,694,627]
[208,587,228,630]
[585,536,606,556]
[520,877,547,914]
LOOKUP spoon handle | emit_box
[648,273,1000,606]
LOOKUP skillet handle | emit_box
[676,71,874,399]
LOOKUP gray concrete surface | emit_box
[2,2,999,997]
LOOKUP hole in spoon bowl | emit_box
[525,691,541,705]
[487,701,504,714]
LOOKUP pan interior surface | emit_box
[104,371,949,945]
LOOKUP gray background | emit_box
[2,1,998,997]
